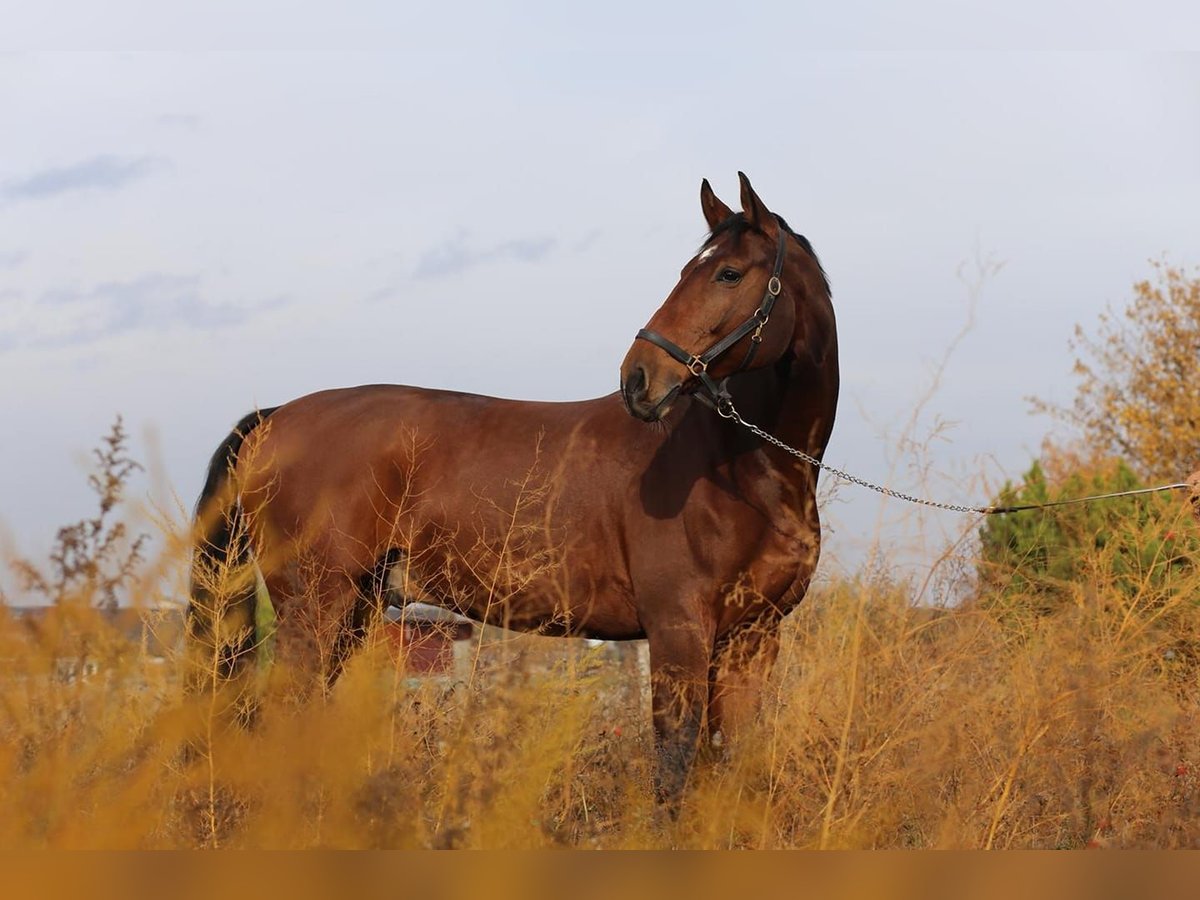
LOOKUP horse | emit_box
[188,172,839,806]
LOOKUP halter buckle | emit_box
[750,308,771,344]
[767,276,782,297]
[687,356,708,377]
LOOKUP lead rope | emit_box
[716,399,1191,515]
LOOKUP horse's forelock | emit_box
[701,213,830,298]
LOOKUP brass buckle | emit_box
[767,276,782,297]
[687,356,708,377]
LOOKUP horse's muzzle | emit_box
[621,364,681,422]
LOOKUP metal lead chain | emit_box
[718,400,1191,516]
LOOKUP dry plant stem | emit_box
[818,582,865,849]
[758,620,802,848]
[467,436,548,688]
[983,722,1050,849]
[849,247,1001,583]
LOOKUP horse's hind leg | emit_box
[323,552,396,689]
[264,551,393,701]
[262,561,363,703]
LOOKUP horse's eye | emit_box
[717,268,742,284]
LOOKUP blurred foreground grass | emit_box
[3,554,1199,849]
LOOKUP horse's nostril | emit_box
[627,366,647,397]
[621,365,652,419]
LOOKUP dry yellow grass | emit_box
[3,501,1199,849]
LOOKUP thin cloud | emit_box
[0,250,27,269]
[1,155,165,204]
[154,113,201,130]
[572,229,602,253]
[365,283,402,304]
[16,273,247,348]
[413,231,558,280]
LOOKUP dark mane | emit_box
[704,212,830,297]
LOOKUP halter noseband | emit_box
[635,223,788,415]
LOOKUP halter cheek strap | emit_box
[635,224,787,412]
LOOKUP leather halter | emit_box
[635,222,788,415]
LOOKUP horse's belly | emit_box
[392,494,642,640]
[401,550,642,640]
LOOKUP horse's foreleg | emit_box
[706,617,781,750]
[645,613,715,812]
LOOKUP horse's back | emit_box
[234,383,640,610]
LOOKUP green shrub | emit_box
[977,456,1196,615]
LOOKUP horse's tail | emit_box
[186,407,278,689]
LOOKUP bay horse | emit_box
[188,172,839,806]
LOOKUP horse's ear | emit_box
[700,178,733,231]
[738,171,778,236]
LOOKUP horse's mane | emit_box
[703,212,830,298]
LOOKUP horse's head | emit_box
[620,173,829,422]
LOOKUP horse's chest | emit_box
[681,468,820,594]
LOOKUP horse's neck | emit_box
[723,311,839,485]
[778,352,838,456]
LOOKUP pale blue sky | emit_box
[1,39,1199,588]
